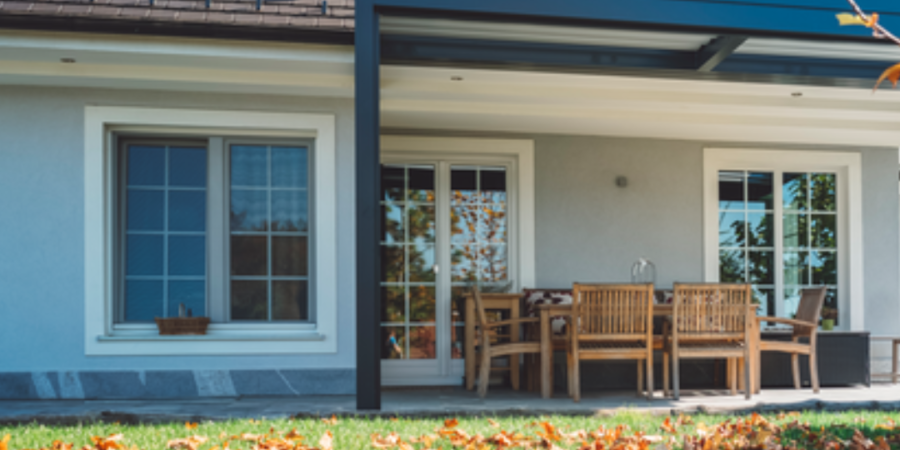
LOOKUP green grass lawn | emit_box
[2,410,900,450]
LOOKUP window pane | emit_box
[126,190,164,231]
[409,285,436,323]
[271,191,308,232]
[483,245,509,282]
[168,236,205,276]
[127,146,165,186]
[169,191,206,232]
[381,166,404,202]
[479,206,507,244]
[783,251,810,285]
[272,236,307,276]
[747,172,773,210]
[231,145,268,187]
[811,214,837,248]
[747,212,773,247]
[271,147,307,188]
[409,205,435,244]
[719,249,745,282]
[718,171,744,211]
[408,326,436,359]
[451,205,479,244]
[126,235,164,276]
[231,190,268,232]
[169,147,207,187]
[125,280,163,321]
[408,243,435,282]
[451,169,477,203]
[381,204,404,244]
[231,236,267,276]
[231,280,267,320]
[783,288,803,318]
[408,167,434,202]
[273,280,308,321]
[481,168,507,204]
[812,251,837,285]
[451,244,476,282]
[381,326,405,359]
[381,286,405,322]
[753,287,775,318]
[748,251,773,284]
[718,211,745,247]
[810,173,836,211]
[783,213,808,248]
[381,245,404,283]
[168,281,205,318]
[783,173,808,211]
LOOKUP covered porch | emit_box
[356,0,900,409]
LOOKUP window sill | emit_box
[86,328,333,356]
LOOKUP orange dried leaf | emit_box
[488,419,500,428]
[874,62,900,91]
[444,418,459,429]
[184,422,199,430]
[166,436,208,450]
[284,429,304,441]
[661,418,677,434]
[0,435,9,450]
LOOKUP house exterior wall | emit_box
[0,85,357,399]
[530,134,900,370]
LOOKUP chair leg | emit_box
[791,353,801,390]
[663,351,670,398]
[729,358,737,396]
[637,360,644,397]
[478,350,492,399]
[646,350,654,401]
[743,352,752,400]
[572,350,581,403]
[567,349,575,398]
[737,358,746,392]
[809,350,820,394]
[672,353,680,401]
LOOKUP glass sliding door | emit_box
[380,160,513,385]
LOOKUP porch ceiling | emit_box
[381,65,900,148]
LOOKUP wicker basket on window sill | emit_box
[155,317,211,335]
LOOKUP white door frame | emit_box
[380,136,535,386]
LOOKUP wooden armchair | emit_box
[669,283,752,400]
[757,287,827,393]
[568,283,655,402]
[471,289,541,398]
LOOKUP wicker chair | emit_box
[757,287,827,393]
[668,283,753,400]
[568,283,655,402]
[471,289,541,398]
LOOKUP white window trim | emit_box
[703,148,864,331]
[84,106,337,355]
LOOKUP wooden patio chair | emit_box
[668,283,752,400]
[471,289,541,398]
[757,286,827,393]
[568,283,655,402]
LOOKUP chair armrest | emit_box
[484,317,541,328]
[756,316,817,329]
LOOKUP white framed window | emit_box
[703,148,863,331]
[85,107,337,355]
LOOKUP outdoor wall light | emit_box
[615,176,628,187]
[60,58,76,63]
[450,76,464,81]
[791,91,803,97]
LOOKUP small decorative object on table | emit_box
[821,306,837,331]
[155,303,211,335]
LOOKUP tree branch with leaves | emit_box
[838,0,900,90]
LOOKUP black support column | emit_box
[355,0,382,410]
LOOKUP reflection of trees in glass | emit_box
[451,191,507,284]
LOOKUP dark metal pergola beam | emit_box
[695,35,748,72]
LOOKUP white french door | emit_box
[380,156,517,386]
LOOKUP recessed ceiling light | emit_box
[791,91,803,97]
[450,76,463,81]
[60,58,76,63]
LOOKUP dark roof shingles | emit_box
[0,0,355,33]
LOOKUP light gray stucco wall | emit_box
[0,86,356,397]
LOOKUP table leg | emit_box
[511,301,520,391]
[465,297,475,391]
[541,308,552,399]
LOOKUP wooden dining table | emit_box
[535,303,761,398]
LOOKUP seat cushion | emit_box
[522,289,572,335]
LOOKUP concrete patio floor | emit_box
[2,384,900,424]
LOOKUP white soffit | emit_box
[380,16,716,51]
[738,37,900,62]
[0,30,354,96]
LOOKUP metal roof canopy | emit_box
[355,0,900,412]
